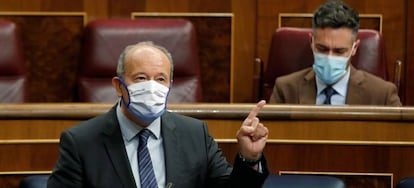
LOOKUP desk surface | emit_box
[1,103,414,143]
[1,103,414,120]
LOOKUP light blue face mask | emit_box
[312,43,355,85]
[119,78,171,124]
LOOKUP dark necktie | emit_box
[323,86,336,105]
[138,129,158,188]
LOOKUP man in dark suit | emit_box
[48,41,269,188]
[269,0,401,106]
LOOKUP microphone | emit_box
[166,182,174,188]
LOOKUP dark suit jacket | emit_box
[269,67,401,106]
[47,105,269,188]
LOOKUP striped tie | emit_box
[138,129,158,188]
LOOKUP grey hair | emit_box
[116,41,174,80]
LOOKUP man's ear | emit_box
[169,79,173,89]
[308,32,313,50]
[112,77,123,97]
[351,39,361,56]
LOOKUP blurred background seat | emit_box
[78,18,202,103]
[262,174,346,188]
[397,176,414,188]
[19,175,49,188]
[255,27,401,101]
[0,20,26,103]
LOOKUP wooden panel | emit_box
[222,136,412,188]
[0,143,58,171]
[0,0,83,12]
[0,142,411,188]
[270,144,412,188]
[0,1,22,11]
[84,0,109,20]
[145,0,190,12]
[132,13,233,102]
[143,0,231,12]
[0,142,409,188]
[108,0,144,18]
[231,0,257,102]
[20,0,84,11]
[0,120,80,139]
[189,0,231,12]
[405,0,414,105]
[0,12,85,102]
[0,142,55,188]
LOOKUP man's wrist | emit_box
[238,152,262,167]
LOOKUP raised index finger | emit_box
[247,100,266,120]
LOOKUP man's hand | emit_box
[236,100,268,160]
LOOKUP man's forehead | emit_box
[313,28,354,47]
[127,45,168,62]
[124,45,170,74]
[128,45,161,57]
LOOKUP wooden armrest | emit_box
[393,60,402,92]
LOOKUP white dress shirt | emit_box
[116,103,166,188]
[316,67,351,105]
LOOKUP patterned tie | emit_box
[138,129,158,188]
[323,86,337,105]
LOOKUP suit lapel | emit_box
[299,70,317,104]
[346,67,365,104]
[103,106,137,188]
[160,112,180,186]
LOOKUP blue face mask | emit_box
[312,44,355,85]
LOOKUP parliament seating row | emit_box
[0,18,202,103]
[2,19,402,104]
